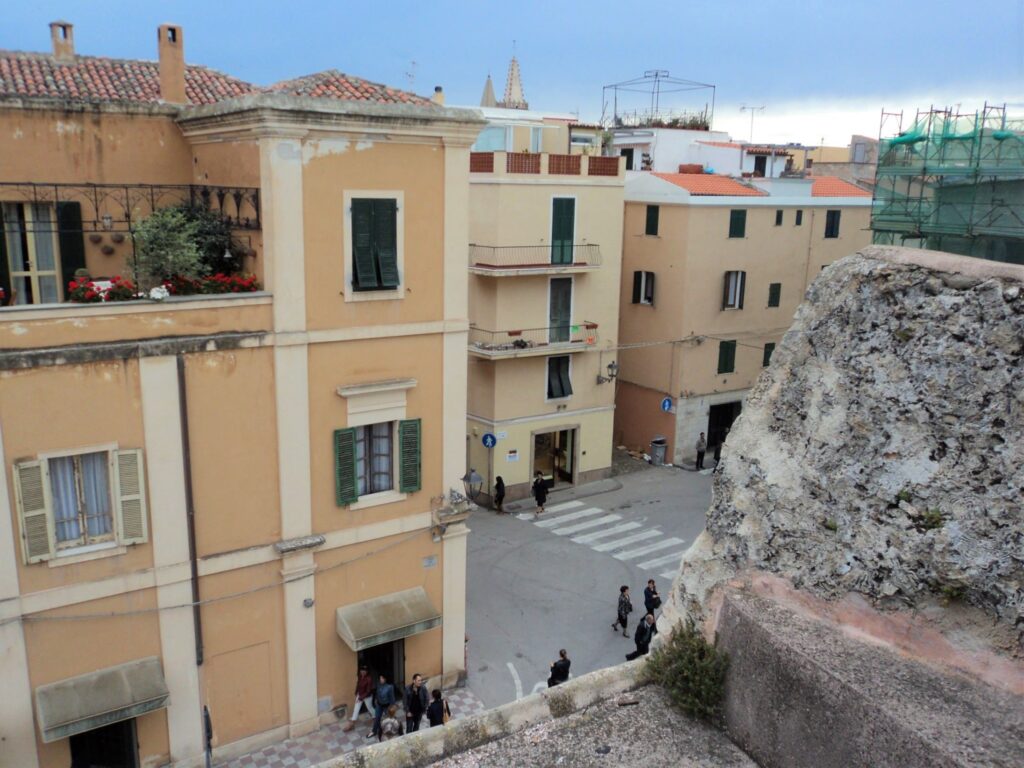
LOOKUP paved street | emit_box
[465,462,713,708]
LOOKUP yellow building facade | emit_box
[0,22,481,768]
[465,118,625,502]
[616,173,872,465]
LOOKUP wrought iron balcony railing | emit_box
[469,244,602,271]
[469,323,599,357]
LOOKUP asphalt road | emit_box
[464,463,713,708]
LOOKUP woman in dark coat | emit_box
[494,476,506,513]
[531,472,547,519]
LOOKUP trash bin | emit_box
[650,436,667,466]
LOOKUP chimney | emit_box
[49,21,75,60]
[431,86,445,105]
[157,24,186,103]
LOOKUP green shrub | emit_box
[178,205,244,275]
[639,621,728,721]
[823,518,838,532]
[921,508,945,530]
[132,208,205,288]
[896,488,913,503]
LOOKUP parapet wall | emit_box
[673,246,1024,647]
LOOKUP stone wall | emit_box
[674,246,1024,646]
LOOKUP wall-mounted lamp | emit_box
[461,469,483,501]
[596,360,619,385]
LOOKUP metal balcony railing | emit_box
[469,244,602,270]
[469,323,599,356]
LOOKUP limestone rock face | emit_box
[677,247,1024,642]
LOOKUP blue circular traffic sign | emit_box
[482,432,497,448]
[660,397,674,412]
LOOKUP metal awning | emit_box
[35,657,169,743]
[336,587,442,651]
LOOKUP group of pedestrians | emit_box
[349,668,451,742]
[694,429,727,471]
[613,579,662,660]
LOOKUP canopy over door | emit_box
[335,586,442,652]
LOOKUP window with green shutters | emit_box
[717,340,737,374]
[775,209,783,226]
[728,209,746,238]
[547,356,573,399]
[768,282,782,307]
[551,198,575,265]
[334,419,421,505]
[398,419,421,493]
[645,205,659,236]
[824,209,841,238]
[763,343,776,367]
[795,209,803,226]
[351,198,399,291]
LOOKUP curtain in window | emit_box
[370,423,393,493]
[31,204,59,304]
[49,456,80,543]
[80,452,112,536]
[2,204,30,305]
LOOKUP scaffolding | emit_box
[870,103,1024,264]
[601,70,715,130]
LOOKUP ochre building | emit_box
[0,21,482,767]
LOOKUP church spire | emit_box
[480,74,497,108]
[501,56,528,110]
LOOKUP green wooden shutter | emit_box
[56,201,86,299]
[398,419,421,493]
[351,200,379,290]
[717,340,736,374]
[645,205,659,236]
[768,283,781,307]
[644,272,655,305]
[729,209,746,238]
[737,271,746,309]
[14,460,54,563]
[115,449,149,545]
[334,428,358,505]
[0,213,11,305]
[374,199,399,288]
[722,272,732,309]
[763,343,776,367]
[551,198,574,265]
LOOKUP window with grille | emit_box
[547,356,573,399]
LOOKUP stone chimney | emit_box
[49,21,75,61]
[157,24,186,103]
[431,86,445,105]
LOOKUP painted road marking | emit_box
[637,549,687,570]
[546,500,585,513]
[660,570,677,579]
[570,521,641,544]
[552,514,622,536]
[534,507,603,528]
[590,528,660,552]
[506,662,523,700]
[614,537,686,561]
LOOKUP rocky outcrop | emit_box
[676,246,1024,647]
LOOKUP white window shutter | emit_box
[114,449,148,545]
[14,460,54,564]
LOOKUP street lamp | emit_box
[596,360,619,385]
[462,469,483,501]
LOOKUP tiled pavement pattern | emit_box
[219,686,487,767]
[516,499,687,581]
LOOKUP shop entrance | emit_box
[70,718,138,768]
[358,638,405,689]
[707,401,742,453]
[533,429,575,488]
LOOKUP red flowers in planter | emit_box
[67,275,138,303]
[162,273,261,296]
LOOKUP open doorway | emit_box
[70,718,139,768]
[707,401,742,453]
[620,148,634,171]
[533,429,575,489]
[358,638,405,691]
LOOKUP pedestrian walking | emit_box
[367,674,396,739]
[626,614,658,661]
[611,585,632,636]
[547,649,571,687]
[345,666,373,731]
[695,432,707,470]
[403,673,429,733]
[644,579,662,616]
[379,704,403,741]
[426,689,451,727]
[494,476,506,513]
[532,471,548,519]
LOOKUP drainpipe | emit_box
[177,354,205,665]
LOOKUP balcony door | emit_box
[550,198,575,265]
[549,277,572,343]
[2,202,63,305]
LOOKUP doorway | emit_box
[620,148,634,171]
[70,718,139,768]
[358,638,405,689]
[533,429,575,488]
[548,277,572,342]
[753,155,767,177]
[707,401,742,452]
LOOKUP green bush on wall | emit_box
[639,620,729,721]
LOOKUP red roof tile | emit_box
[653,173,765,197]
[697,140,743,149]
[811,176,871,197]
[0,51,433,108]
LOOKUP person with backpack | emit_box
[367,674,395,740]
[611,585,632,637]
[426,688,451,727]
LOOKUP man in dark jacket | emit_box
[368,674,395,739]
[404,673,429,733]
[626,614,658,660]
[644,579,661,616]
[547,649,571,687]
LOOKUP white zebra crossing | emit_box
[638,550,688,571]
[552,514,622,536]
[614,537,685,561]
[590,528,660,552]
[570,521,641,544]
[535,507,603,528]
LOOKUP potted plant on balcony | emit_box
[131,207,206,290]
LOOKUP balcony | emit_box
[469,152,624,179]
[468,323,599,359]
[469,244,602,276]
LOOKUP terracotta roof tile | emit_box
[811,176,872,197]
[266,70,435,107]
[697,140,743,149]
[653,173,765,197]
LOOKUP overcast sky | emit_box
[4,1,1022,145]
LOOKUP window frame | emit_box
[774,209,783,227]
[40,444,118,553]
[767,282,782,308]
[2,202,64,306]
[546,355,573,401]
[728,209,747,238]
[717,340,737,375]
[354,422,396,497]
[645,205,660,236]
[824,209,841,239]
[722,270,746,310]
[343,190,405,303]
[632,270,655,306]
